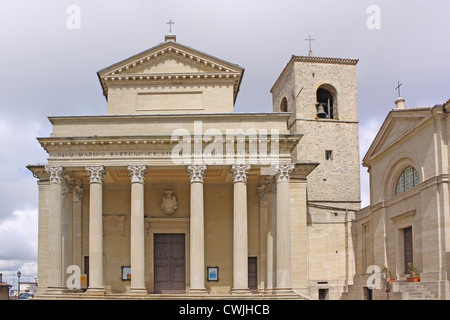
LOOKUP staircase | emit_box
[341,275,438,300]
[394,281,436,300]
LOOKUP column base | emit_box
[263,289,275,295]
[86,287,105,295]
[188,288,208,295]
[45,286,66,295]
[129,287,148,295]
[273,288,294,295]
[231,288,252,295]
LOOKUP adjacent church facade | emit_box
[28,33,447,300]
[343,98,450,300]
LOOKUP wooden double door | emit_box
[153,234,258,293]
[154,233,186,294]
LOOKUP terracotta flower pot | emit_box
[407,276,420,282]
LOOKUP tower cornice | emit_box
[270,54,358,94]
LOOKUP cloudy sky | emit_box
[0,0,449,285]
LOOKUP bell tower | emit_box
[270,53,360,298]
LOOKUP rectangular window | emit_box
[325,150,333,160]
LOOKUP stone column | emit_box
[257,178,269,292]
[45,165,64,291]
[259,176,276,293]
[86,165,105,293]
[128,165,147,294]
[187,164,207,294]
[72,183,83,274]
[231,164,251,294]
[275,164,294,293]
[61,174,74,286]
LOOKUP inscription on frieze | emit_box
[53,150,275,158]
[53,151,176,158]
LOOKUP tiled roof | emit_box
[292,55,359,65]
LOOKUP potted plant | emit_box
[407,262,420,282]
[381,266,396,282]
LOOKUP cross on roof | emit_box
[305,34,315,51]
[395,81,403,97]
[167,19,175,34]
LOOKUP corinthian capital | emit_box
[275,164,294,182]
[86,165,105,184]
[61,174,75,195]
[257,184,267,201]
[127,165,147,183]
[73,184,84,202]
[257,176,276,200]
[45,165,63,184]
[187,164,207,183]
[231,164,251,183]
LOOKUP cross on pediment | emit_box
[395,81,403,97]
[167,19,175,34]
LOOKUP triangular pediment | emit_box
[97,39,244,103]
[363,109,431,165]
[98,40,243,77]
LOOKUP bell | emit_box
[316,103,328,118]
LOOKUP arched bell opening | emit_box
[316,85,337,119]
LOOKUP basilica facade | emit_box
[28,33,361,299]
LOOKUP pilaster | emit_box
[72,183,83,274]
[61,174,75,286]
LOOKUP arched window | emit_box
[316,84,337,119]
[395,166,420,195]
[280,97,288,112]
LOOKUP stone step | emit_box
[35,292,308,300]
[408,292,433,298]
[399,287,431,293]
[394,281,436,300]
